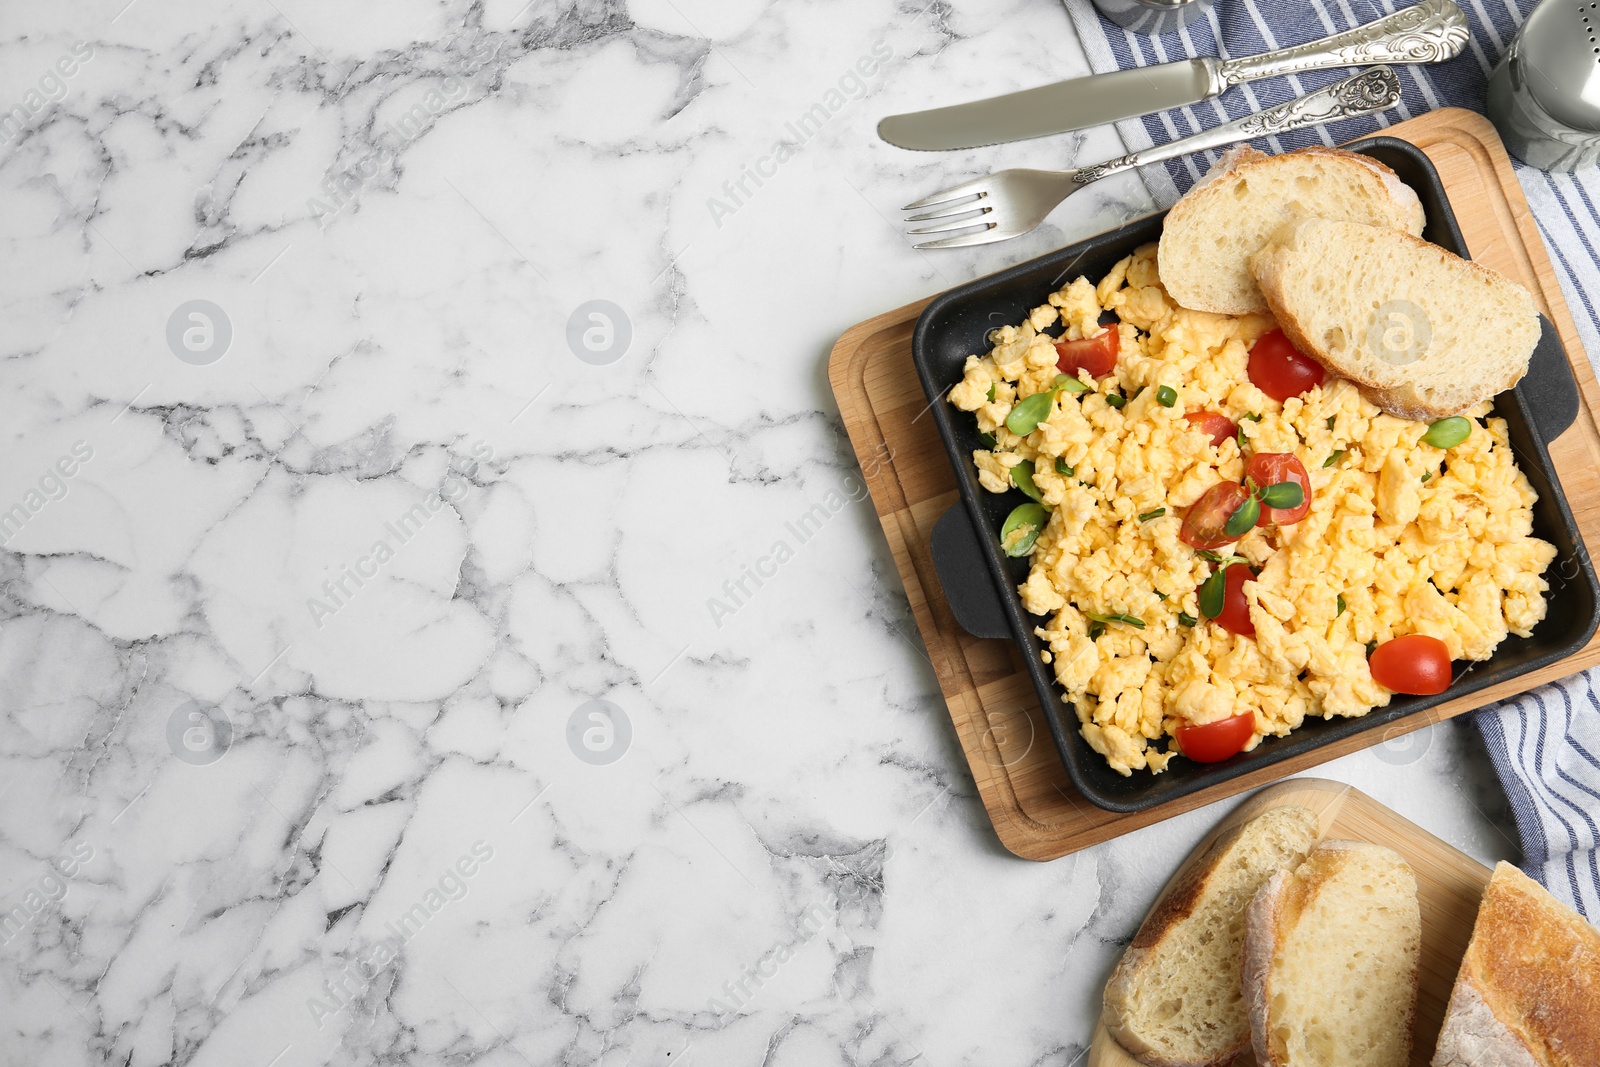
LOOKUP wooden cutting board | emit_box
[827,108,1600,859]
[1086,778,1491,1067]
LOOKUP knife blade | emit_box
[876,0,1469,151]
[878,61,1216,152]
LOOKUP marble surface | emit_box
[0,1,1523,1064]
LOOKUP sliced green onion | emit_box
[1423,417,1471,449]
[1366,640,1379,657]
[1085,611,1145,629]
[1336,594,1347,617]
[986,383,996,402]
[1106,393,1126,409]
[1130,386,1145,401]
[1087,621,1105,640]
[1000,503,1048,557]
[1224,495,1261,538]
[1156,385,1177,408]
[1242,412,1262,422]
[1258,482,1304,510]
[1156,591,1168,601]
[1012,459,1043,503]
[1054,457,1073,476]
[1138,508,1166,522]
[1006,391,1054,435]
[1323,450,1346,468]
[1421,471,1433,483]
[1326,415,1337,430]
[1178,611,1198,627]
[978,432,997,449]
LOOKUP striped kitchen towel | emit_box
[1062,0,1600,916]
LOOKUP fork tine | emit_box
[902,175,991,211]
[914,227,1013,250]
[905,199,989,223]
[905,216,995,237]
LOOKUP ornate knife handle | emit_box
[1076,68,1404,186]
[1218,0,1468,87]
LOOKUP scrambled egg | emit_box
[949,244,1557,775]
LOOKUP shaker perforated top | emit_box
[1517,0,1600,131]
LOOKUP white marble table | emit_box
[0,2,1520,1064]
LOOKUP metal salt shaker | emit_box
[1090,0,1216,35]
[1487,0,1600,171]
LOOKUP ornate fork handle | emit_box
[1218,0,1468,87]
[1073,67,1403,186]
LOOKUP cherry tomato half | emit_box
[1184,411,1237,448]
[1207,563,1256,637]
[1175,711,1256,763]
[1248,329,1326,402]
[1245,452,1312,526]
[1055,326,1119,378]
[1180,481,1250,550]
[1369,634,1453,695]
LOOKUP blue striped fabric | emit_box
[1062,0,1600,915]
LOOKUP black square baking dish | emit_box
[913,136,1600,814]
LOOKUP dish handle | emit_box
[931,505,1012,640]
[1521,314,1580,443]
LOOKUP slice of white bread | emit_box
[1431,862,1600,1067]
[1251,217,1541,419]
[1102,805,1320,1066]
[1243,840,1421,1067]
[1158,146,1425,316]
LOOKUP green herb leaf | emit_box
[1224,494,1261,538]
[1085,610,1146,629]
[1054,373,1090,394]
[1054,457,1073,476]
[1087,620,1105,640]
[1138,507,1166,522]
[1258,481,1305,510]
[986,383,996,402]
[1006,391,1054,435]
[1423,416,1471,449]
[1336,594,1347,617]
[1178,611,1198,627]
[978,432,997,449]
[1323,450,1346,468]
[1106,393,1126,409]
[1012,459,1043,503]
[1156,385,1177,408]
[1326,415,1336,430]
[1199,568,1228,619]
[1000,503,1048,557]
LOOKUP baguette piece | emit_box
[1102,805,1319,1066]
[1251,216,1540,419]
[1243,840,1420,1067]
[1432,862,1600,1067]
[1158,146,1425,315]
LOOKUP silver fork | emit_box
[902,66,1404,250]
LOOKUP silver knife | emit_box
[877,0,1468,151]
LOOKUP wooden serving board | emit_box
[828,108,1600,859]
[1086,779,1492,1067]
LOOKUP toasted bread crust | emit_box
[1432,863,1600,1067]
[1161,146,1424,315]
[1251,221,1535,419]
[1243,842,1419,1067]
[1103,806,1317,1067]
